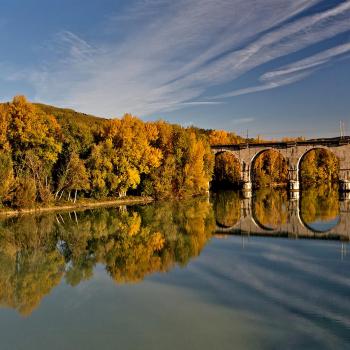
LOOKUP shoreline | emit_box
[0,196,154,218]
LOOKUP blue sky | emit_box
[1,0,350,138]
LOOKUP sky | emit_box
[0,0,350,138]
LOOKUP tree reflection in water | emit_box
[0,197,215,316]
[212,191,241,228]
[0,187,342,316]
[300,184,340,231]
[212,187,341,233]
[253,189,288,229]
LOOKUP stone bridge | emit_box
[215,197,350,241]
[211,136,350,192]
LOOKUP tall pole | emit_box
[340,120,344,139]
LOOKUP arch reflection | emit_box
[252,189,288,230]
[212,190,241,228]
[299,185,340,233]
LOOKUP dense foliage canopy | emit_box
[0,96,214,208]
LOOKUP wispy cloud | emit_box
[230,117,256,125]
[217,42,350,98]
[7,0,350,117]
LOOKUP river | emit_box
[0,186,349,349]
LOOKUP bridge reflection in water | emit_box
[0,190,348,317]
[213,186,350,241]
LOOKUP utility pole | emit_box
[340,120,344,139]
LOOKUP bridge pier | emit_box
[339,179,350,192]
[289,180,300,192]
[289,189,300,200]
[242,181,252,191]
[340,191,350,201]
[242,182,252,199]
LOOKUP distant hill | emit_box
[34,103,107,128]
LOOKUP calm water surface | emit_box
[0,187,349,350]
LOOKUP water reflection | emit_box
[0,187,348,318]
[213,186,346,238]
[253,189,288,230]
[0,198,215,316]
[212,190,240,228]
[300,184,340,232]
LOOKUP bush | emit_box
[13,177,37,208]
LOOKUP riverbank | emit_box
[0,196,154,217]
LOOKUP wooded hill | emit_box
[0,96,218,208]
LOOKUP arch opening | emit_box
[251,149,288,189]
[298,148,339,188]
[299,185,340,233]
[213,151,241,189]
[212,190,241,228]
[252,189,288,231]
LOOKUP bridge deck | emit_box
[211,136,350,151]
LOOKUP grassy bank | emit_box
[0,196,154,217]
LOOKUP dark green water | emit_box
[0,188,349,350]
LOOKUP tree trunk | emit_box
[74,189,77,203]
[59,190,64,200]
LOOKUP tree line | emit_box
[0,96,217,208]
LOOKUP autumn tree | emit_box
[208,130,243,145]
[7,96,62,165]
[213,152,241,188]
[55,151,90,202]
[142,122,213,198]
[252,150,288,188]
[90,114,162,197]
[0,152,15,206]
[4,96,62,205]
[300,149,339,186]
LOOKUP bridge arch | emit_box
[296,146,339,185]
[213,151,242,187]
[249,148,288,188]
[211,137,350,192]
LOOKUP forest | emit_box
[0,96,217,208]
